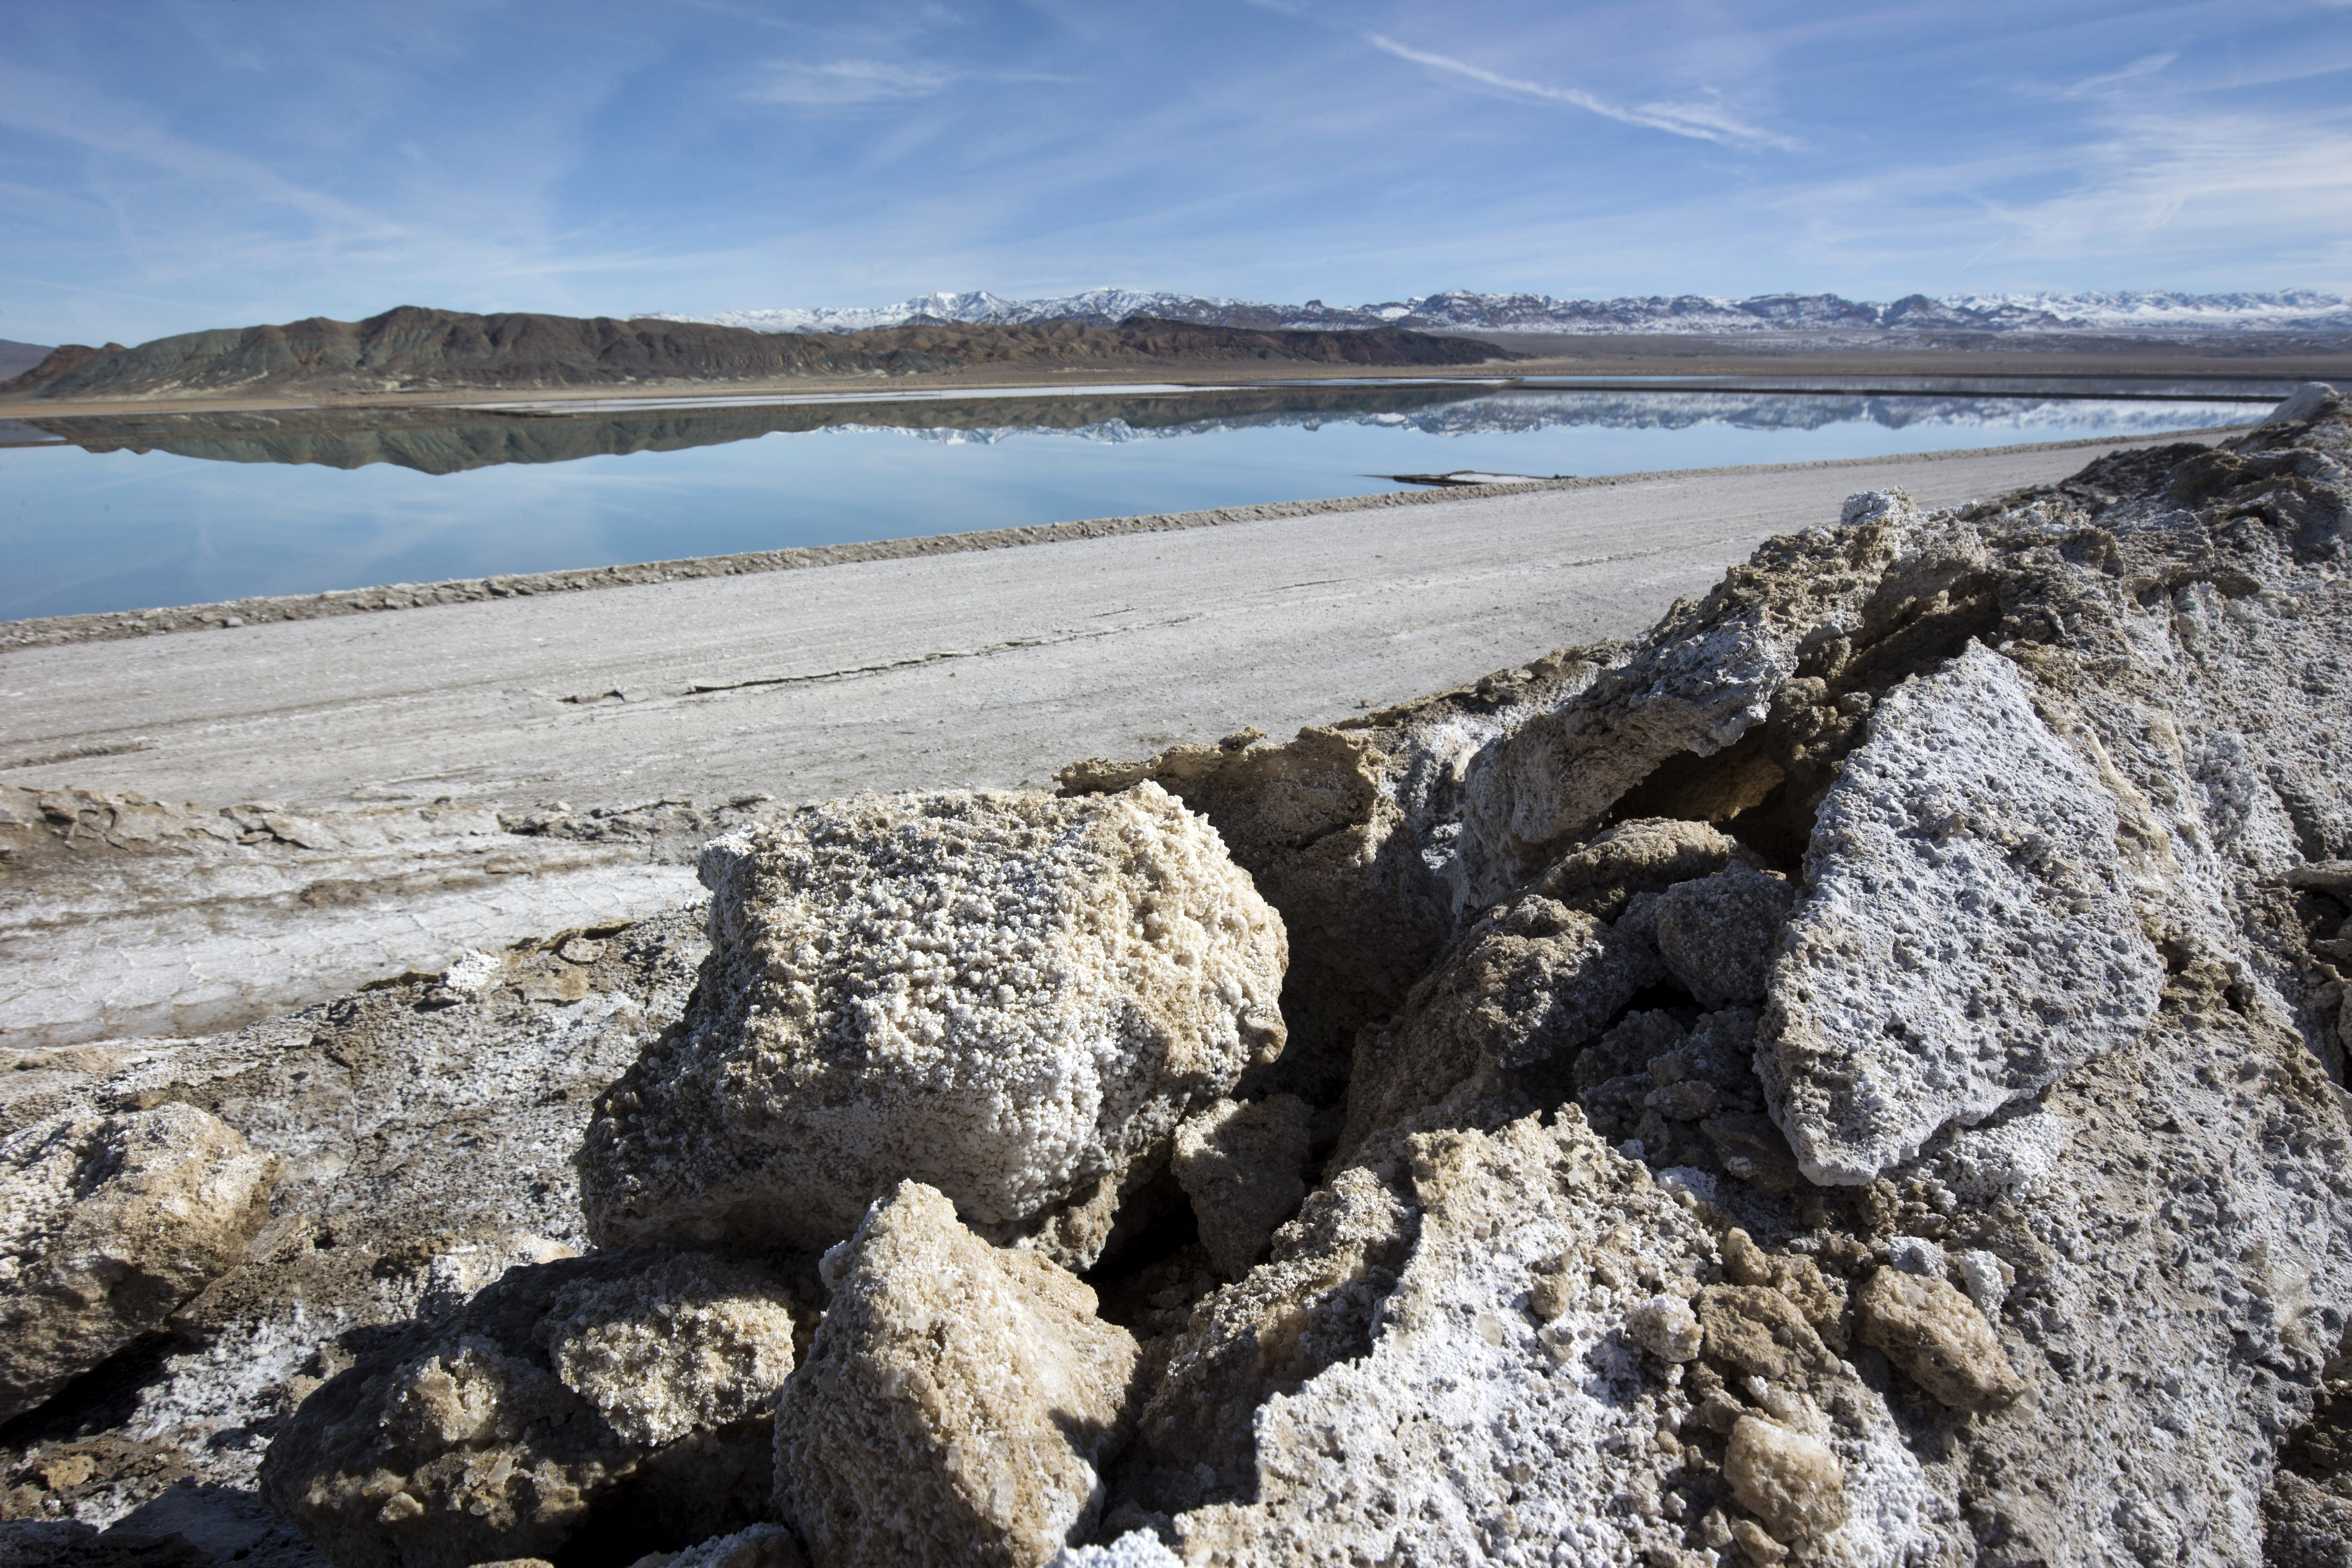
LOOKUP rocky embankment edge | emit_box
[0,429,2249,650]
[0,390,2347,1568]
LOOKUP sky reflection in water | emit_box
[0,385,2258,621]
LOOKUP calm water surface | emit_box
[0,381,2269,620]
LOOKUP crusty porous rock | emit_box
[1111,1163,1418,1519]
[1761,643,2166,1182]
[1724,1414,1849,1546]
[260,1249,806,1568]
[1340,891,1660,1158]
[656,1522,811,1568]
[1145,1113,1954,1565]
[776,1181,1140,1568]
[1852,1266,2027,1411]
[1535,817,1762,919]
[1169,1095,1313,1279]
[578,786,1287,1267]
[1646,863,1796,1007]
[0,1103,276,1421]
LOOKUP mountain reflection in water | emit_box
[18,385,2260,477]
[2,382,2261,622]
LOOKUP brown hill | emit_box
[0,339,58,382]
[0,307,1514,402]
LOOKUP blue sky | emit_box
[3,0,2349,346]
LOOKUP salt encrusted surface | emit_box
[1162,1114,1960,1568]
[777,1182,1138,1568]
[259,1248,807,1568]
[1762,643,2166,1183]
[577,784,1286,1266]
[0,1103,276,1420]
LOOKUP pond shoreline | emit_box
[0,424,2250,650]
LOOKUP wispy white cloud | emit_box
[749,59,961,105]
[0,59,392,237]
[746,56,1080,107]
[1754,97,2352,285]
[2055,51,2176,98]
[1363,34,1800,151]
[1983,108,2352,259]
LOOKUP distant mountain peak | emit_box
[643,288,2352,338]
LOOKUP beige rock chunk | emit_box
[1648,864,1796,1007]
[1059,725,1442,1102]
[543,1253,803,1448]
[1340,892,1661,1158]
[1725,1416,1850,1545]
[777,1181,1140,1568]
[1170,1095,1312,1279]
[579,786,1287,1268]
[1854,1266,2027,1410]
[1534,818,1763,920]
[261,1249,804,1568]
[1697,1285,1841,1386]
[0,1103,276,1421]
[1625,1294,1703,1362]
[1726,1515,1788,1564]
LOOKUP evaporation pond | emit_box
[0,382,2263,620]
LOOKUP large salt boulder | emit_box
[0,1103,277,1421]
[1760,643,2165,1183]
[578,785,1288,1266]
[260,1249,807,1568]
[776,1181,1140,1568]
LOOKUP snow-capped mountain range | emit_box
[642,288,2352,338]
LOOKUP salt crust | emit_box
[776,1181,1139,1568]
[1166,1114,1956,1566]
[579,785,1286,1266]
[0,1103,276,1421]
[1762,643,2165,1183]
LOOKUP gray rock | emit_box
[1761,643,2166,1184]
[1168,1096,1312,1279]
[1340,892,1661,1158]
[1650,864,1795,1007]
[1534,818,1763,921]
[0,1104,276,1421]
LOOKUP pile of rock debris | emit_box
[4,386,2351,1568]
